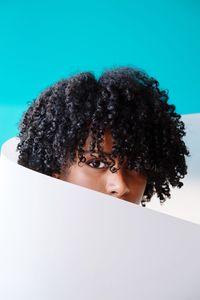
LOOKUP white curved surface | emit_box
[0,114,200,300]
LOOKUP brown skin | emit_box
[53,132,147,204]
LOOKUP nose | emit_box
[105,169,130,199]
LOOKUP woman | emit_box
[17,67,189,206]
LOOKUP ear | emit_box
[52,172,60,179]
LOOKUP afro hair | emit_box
[17,67,189,205]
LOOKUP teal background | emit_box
[0,0,200,146]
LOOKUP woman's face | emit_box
[54,132,147,205]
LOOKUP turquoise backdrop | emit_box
[0,0,199,145]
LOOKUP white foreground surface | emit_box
[0,114,200,300]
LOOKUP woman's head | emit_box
[17,67,189,205]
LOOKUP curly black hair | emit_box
[17,67,189,205]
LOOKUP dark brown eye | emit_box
[86,159,107,169]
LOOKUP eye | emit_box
[86,159,107,169]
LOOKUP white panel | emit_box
[0,114,200,300]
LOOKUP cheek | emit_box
[126,177,147,203]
